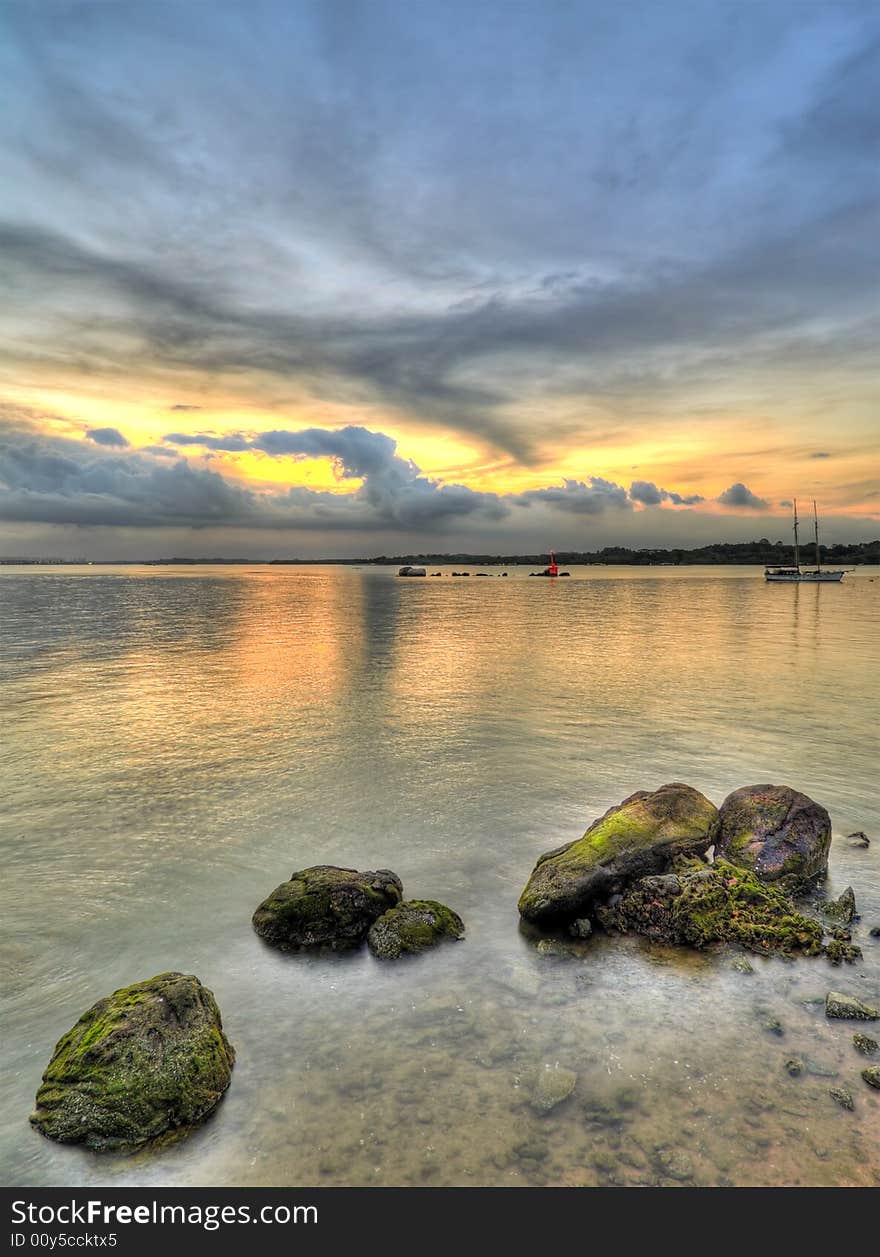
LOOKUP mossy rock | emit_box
[367,899,464,959]
[252,865,403,950]
[30,972,234,1151]
[518,783,719,927]
[596,861,823,956]
[715,784,831,887]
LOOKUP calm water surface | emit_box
[1,564,878,1187]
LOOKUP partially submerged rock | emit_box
[30,972,234,1151]
[847,831,870,848]
[367,899,464,959]
[825,991,879,1021]
[596,860,823,956]
[861,1066,880,1090]
[821,887,856,924]
[715,784,831,886]
[252,865,403,950]
[853,1033,878,1056]
[518,783,719,927]
[531,1063,577,1113]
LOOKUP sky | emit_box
[0,0,878,558]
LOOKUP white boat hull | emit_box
[764,569,845,582]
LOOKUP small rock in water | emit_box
[763,1016,786,1037]
[531,1063,577,1113]
[861,1066,880,1090]
[825,991,880,1021]
[568,918,593,939]
[829,1086,854,1111]
[802,1059,837,1078]
[732,956,754,974]
[846,832,870,848]
[870,926,880,939]
[853,1033,879,1056]
[784,1058,804,1077]
[821,887,857,924]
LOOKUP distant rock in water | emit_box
[397,565,426,577]
[252,865,403,950]
[715,784,831,886]
[517,783,719,927]
[367,899,465,959]
[30,972,234,1151]
[846,831,870,848]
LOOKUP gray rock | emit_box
[715,784,831,885]
[846,831,870,848]
[252,865,403,950]
[531,1063,577,1113]
[825,991,879,1021]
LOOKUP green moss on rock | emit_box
[596,860,824,956]
[252,865,403,950]
[367,899,465,959]
[518,783,719,927]
[30,972,234,1151]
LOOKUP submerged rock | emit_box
[829,1086,854,1111]
[847,831,870,848]
[531,1063,577,1113]
[30,972,234,1151]
[784,1058,804,1076]
[653,1147,694,1181]
[252,865,403,950]
[568,917,593,939]
[715,784,831,886]
[732,956,755,973]
[861,1066,880,1090]
[596,860,823,957]
[825,991,880,1021]
[518,783,719,927]
[853,1033,879,1056]
[367,899,464,959]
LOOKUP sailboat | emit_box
[764,500,847,582]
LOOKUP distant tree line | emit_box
[367,539,880,567]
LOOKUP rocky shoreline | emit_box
[28,780,878,1157]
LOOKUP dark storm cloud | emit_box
[629,480,704,507]
[4,419,697,532]
[515,478,631,515]
[1,2,878,468]
[717,483,769,510]
[85,427,129,447]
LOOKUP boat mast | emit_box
[792,499,800,571]
[813,500,821,572]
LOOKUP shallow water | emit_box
[1,563,878,1187]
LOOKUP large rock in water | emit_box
[367,899,465,959]
[518,783,719,927]
[30,972,234,1151]
[252,865,403,950]
[715,784,831,885]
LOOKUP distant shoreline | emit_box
[2,540,878,568]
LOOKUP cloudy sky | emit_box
[1,0,878,558]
